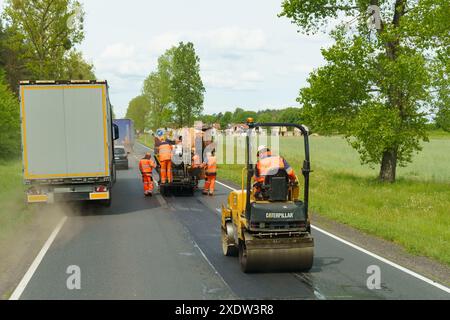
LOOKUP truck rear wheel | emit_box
[99,189,112,207]
[100,198,111,207]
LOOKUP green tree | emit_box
[436,108,450,132]
[232,107,257,123]
[220,111,233,129]
[256,112,274,123]
[171,42,205,127]
[278,107,303,124]
[3,0,85,79]
[280,0,450,182]
[61,50,95,80]
[0,19,31,95]
[0,70,20,159]
[126,95,151,133]
[143,48,174,130]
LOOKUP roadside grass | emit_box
[427,129,450,140]
[0,160,30,241]
[217,135,450,266]
[137,134,154,149]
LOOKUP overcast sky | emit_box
[2,0,333,118]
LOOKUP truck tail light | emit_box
[95,186,108,192]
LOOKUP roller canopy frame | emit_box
[245,121,311,221]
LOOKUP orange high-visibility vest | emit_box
[206,156,217,175]
[256,156,285,177]
[139,159,155,174]
[158,143,173,161]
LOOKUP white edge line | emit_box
[216,180,450,294]
[9,216,68,300]
[136,142,153,152]
[192,240,236,298]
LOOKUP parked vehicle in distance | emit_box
[114,146,129,170]
[113,119,135,153]
[19,80,119,207]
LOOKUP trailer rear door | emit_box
[21,84,109,180]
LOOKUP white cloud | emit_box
[294,64,315,73]
[100,43,136,59]
[94,27,269,93]
[202,70,264,91]
[150,32,183,54]
[240,71,263,82]
[203,27,267,51]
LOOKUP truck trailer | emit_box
[19,80,119,206]
[113,118,135,153]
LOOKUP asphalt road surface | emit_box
[13,143,450,300]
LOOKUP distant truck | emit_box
[113,119,135,153]
[19,80,119,206]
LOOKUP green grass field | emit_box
[218,135,450,266]
[0,160,30,240]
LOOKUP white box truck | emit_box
[19,80,119,206]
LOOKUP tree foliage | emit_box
[125,95,151,134]
[0,70,20,159]
[171,42,205,127]
[1,0,91,80]
[61,50,95,80]
[132,42,205,130]
[280,0,450,182]
[198,106,304,128]
[0,1,94,160]
[142,49,174,130]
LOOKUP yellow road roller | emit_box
[221,119,314,273]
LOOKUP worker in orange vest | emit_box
[254,145,296,198]
[158,139,173,184]
[202,150,217,196]
[139,153,156,196]
[191,147,202,190]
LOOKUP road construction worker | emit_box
[253,145,296,198]
[158,138,173,184]
[153,134,162,154]
[190,148,202,189]
[202,150,217,196]
[139,153,156,196]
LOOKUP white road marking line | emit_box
[311,225,450,294]
[136,142,153,152]
[192,241,236,298]
[9,216,68,300]
[216,181,237,191]
[215,180,450,294]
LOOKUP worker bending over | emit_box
[158,138,173,184]
[254,145,297,198]
[139,153,156,196]
[202,150,217,196]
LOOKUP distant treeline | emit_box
[196,107,303,129]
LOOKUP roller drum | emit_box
[239,232,314,273]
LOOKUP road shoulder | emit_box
[0,206,63,299]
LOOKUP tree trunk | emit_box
[379,149,397,183]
